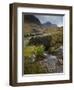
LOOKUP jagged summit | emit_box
[43,21,57,27]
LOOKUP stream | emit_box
[43,46,63,73]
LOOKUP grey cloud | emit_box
[35,15,63,27]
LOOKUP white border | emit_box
[17,7,70,82]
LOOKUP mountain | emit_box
[24,15,42,34]
[24,15,41,25]
[42,22,57,28]
[24,15,62,35]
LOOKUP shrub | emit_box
[24,45,45,57]
[50,31,63,47]
[35,45,45,56]
[48,30,63,54]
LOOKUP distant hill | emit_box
[42,22,57,28]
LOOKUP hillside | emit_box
[24,15,62,36]
[24,15,42,34]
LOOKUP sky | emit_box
[35,14,64,27]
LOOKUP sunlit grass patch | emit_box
[24,45,35,57]
[24,45,45,57]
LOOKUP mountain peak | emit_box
[43,21,57,27]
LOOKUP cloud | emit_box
[35,14,64,27]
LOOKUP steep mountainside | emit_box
[24,15,63,35]
[24,15,42,34]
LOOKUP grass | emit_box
[24,45,35,57]
[24,60,47,74]
[24,45,45,57]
